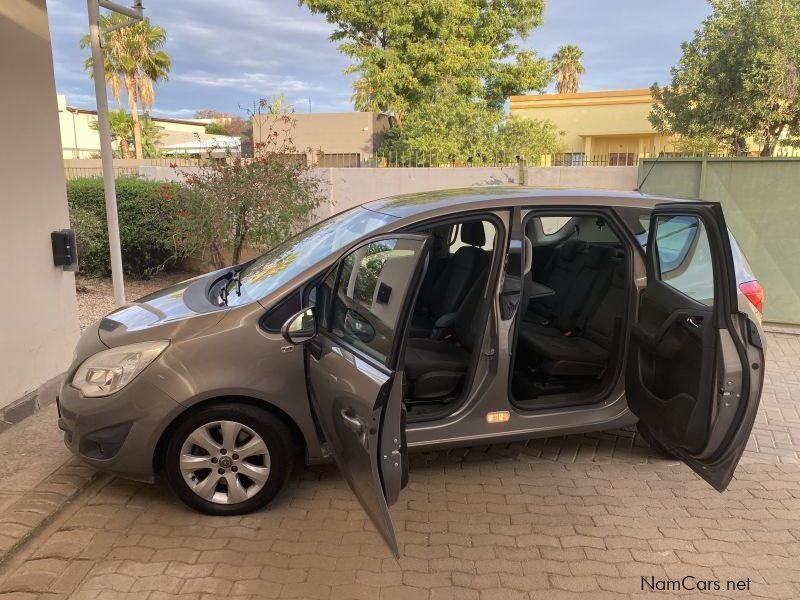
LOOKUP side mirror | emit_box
[281,307,317,345]
[344,308,375,343]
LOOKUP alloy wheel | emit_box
[179,420,271,504]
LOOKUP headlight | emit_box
[72,341,169,397]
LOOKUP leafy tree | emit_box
[491,115,562,162]
[380,91,560,164]
[552,45,585,94]
[194,109,227,119]
[82,15,171,159]
[205,122,230,135]
[195,110,248,140]
[300,0,550,132]
[650,0,800,156]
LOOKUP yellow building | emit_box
[57,94,213,158]
[510,88,672,165]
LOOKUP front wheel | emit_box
[165,403,294,515]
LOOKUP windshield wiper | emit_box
[218,269,242,307]
[232,269,242,297]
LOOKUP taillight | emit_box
[739,280,764,314]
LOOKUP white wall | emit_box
[140,164,638,218]
[0,0,80,409]
[526,166,638,191]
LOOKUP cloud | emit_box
[48,0,710,116]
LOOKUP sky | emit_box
[49,0,712,119]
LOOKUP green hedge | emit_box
[67,176,184,278]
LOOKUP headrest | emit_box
[460,222,486,247]
[558,240,587,262]
[584,246,615,269]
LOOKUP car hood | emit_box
[98,272,228,347]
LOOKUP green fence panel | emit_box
[638,157,800,325]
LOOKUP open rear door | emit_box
[626,202,764,491]
[304,234,430,557]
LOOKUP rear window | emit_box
[621,208,756,284]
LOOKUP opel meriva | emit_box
[58,188,766,556]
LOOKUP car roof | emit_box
[363,186,688,219]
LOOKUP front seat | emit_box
[409,222,489,337]
[404,265,490,399]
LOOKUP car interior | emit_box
[510,213,631,409]
[402,218,498,421]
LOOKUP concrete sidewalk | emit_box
[0,405,96,561]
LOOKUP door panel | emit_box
[306,235,431,557]
[627,202,763,491]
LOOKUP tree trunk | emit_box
[126,77,144,159]
[120,137,131,159]
[209,237,225,270]
[232,207,248,264]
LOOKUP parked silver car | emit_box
[59,188,766,556]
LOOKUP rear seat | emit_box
[526,240,588,324]
[519,244,626,378]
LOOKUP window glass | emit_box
[226,206,396,306]
[331,238,425,364]
[654,215,714,305]
[540,216,572,235]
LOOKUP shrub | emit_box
[67,176,185,278]
[175,111,323,270]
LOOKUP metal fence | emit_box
[63,157,203,180]
[63,146,800,177]
[309,147,800,169]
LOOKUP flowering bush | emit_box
[175,112,323,269]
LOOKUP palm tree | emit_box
[260,92,294,114]
[108,109,133,158]
[552,45,585,94]
[82,15,171,159]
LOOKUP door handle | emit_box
[686,315,703,328]
[340,408,368,449]
[340,409,365,434]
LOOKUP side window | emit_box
[654,215,714,306]
[331,238,426,364]
[540,216,572,235]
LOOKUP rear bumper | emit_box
[58,375,185,483]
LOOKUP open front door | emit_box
[304,234,430,557]
[626,202,764,491]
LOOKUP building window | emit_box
[609,153,635,166]
[552,153,585,166]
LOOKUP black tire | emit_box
[165,403,294,516]
[636,421,679,459]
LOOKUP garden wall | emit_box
[140,164,639,217]
[638,157,800,325]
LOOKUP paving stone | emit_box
[0,330,798,597]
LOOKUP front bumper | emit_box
[58,375,185,483]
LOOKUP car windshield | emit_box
[225,206,397,306]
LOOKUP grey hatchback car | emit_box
[59,188,766,556]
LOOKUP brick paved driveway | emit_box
[1,331,798,600]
